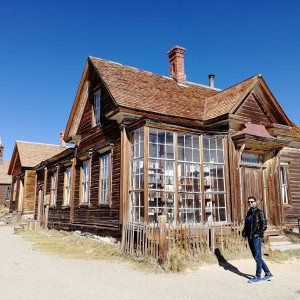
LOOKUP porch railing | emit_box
[121,218,248,261]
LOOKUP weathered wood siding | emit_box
[0,184,10,206]
[8,155,22,212]
[45,70,122,236]
[263,153,282,226]
[22,170,36,213]
[48,167,71,225]
[235,94,271,124]
[227,136,241,223]
[280,147,300,226]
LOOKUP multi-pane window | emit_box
[280,165,289,204]
[94,90,101,126]
[99,154,111,205]
[241,153,262,165]
[81,161,90,204]
[129,128,227,224]
[5,186,11,202]
[50,172,58,206]
[203,136,226,222]
[130,128,144,222]
[178,133,201,223]
[63,167,72,206]
[148,128,175,223]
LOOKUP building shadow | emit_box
[214,248,253,279]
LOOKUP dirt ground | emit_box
[1,226,299,300]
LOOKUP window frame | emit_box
[129,127,227,224]
[280,164,290,205]
[50,171,58,206]
[63,167,72,206]
[99,153,112,206]
[93,90,101,126]
[80,160,91,205]
[5,185,11,202]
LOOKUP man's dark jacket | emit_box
[242,207,267,239]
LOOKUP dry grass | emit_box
[0,206,9,218]
[20,229,300,273]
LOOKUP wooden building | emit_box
[31,46,300,237]
[0,139,11,207]
[8,140,66,218]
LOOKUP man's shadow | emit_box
[214,248,253,279]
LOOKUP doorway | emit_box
[241,166,264,221]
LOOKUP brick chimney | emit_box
[167,46,186,84]
[60,131,66,147]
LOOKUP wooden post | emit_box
[70,156,77,224]
[44,204,49,229]
[158,215,167,265]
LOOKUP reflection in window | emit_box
[129,129,227,224]
[130,128,144,222]
[5,186,11,202]
[203,136,227,222]
[148,128,175,223]
[178,133,201,223]
[280,165,289,204]
[100,154,110,205]
[94,90,101,125]
[81,161,90,204]
[51,172,58,206]
[63,167,72,205]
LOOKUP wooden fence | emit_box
[121,219,248,261]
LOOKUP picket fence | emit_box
[121,221,248,261]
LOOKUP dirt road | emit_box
[0,226,299,300]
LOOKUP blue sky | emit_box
[1,0,300,161]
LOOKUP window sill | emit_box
[78,203,90,208]
[62,205,70,209]
[98,203,110,208]
[283,203,293,207]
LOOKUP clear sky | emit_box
[1,0,300,161]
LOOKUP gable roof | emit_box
[204,75,258,120]
[0,161,11,184]
[8,141,66,175]
[65,57,219,140]
[65,55,295,140]
[90,57,219,118]
[204,74,292,126]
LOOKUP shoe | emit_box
[248,277,263,283]
[262,274,274,281]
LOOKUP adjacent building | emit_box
[0,139,11,207]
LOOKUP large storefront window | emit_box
[130,128,144,222]
[203,136,227,222]
[129,127,227,224]
[178,133,201,223]
[148,128,175,223]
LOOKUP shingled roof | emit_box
[65,53,297,140]
[204,75,258,120]
[89,57,219,120]
[8,141,66,175]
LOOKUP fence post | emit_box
[158,215,167,265]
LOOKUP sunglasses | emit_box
[248,201,255,204]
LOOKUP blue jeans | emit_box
[248,237,271,278]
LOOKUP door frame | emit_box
[239,164,266,222]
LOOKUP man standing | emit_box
[242,196,273,283]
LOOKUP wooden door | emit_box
[241,166,264,220]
